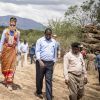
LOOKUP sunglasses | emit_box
[10,24,16,27]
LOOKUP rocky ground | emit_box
[0,60,100,100]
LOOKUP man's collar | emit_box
[71,50,80,56]
[43,36,53,42]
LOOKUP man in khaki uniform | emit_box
[63,42,87,100]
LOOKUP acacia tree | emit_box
[65,0,99,26]
[95,0,100,23]
[47,0,100,53]
[64,5,81,25]
[81,0,96,24]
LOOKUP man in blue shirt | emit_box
[35,28,57,100]
[29,43,36,64]
[95,52,100,84]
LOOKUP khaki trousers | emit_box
[21,52,28,67]
[68,73,84,100]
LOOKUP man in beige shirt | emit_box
[63,42,87,100]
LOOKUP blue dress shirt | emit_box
[36,36,57,62]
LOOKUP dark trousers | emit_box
[36,60,54,100]
[98,68,100,83]
[30,54,35,64]
[30,54,33,64]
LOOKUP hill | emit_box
[0,15,46,30]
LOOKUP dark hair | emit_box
[44,28,52,34]
[90,49,94,53]
[71,42,80,48]
[10,17,17,22]
[24,39,27,44]
[32,43,35,46]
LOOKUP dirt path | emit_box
[0,61,100,100]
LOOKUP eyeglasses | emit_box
[10,24,16,27]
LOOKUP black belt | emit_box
[41,60,54,63]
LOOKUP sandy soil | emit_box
[0,60,100,100]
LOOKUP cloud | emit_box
[0,0,85,25]
[0,0,85,5]
[0,2,66,25]
[0,0,69,5]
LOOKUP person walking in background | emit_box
[35,28,57,100]
[0,17,20,90]
[86,49,96,71]
[29,43,36,64]
[52,34,61,59]
[63,42,87,100]
[95,51,100,84]
[17,39,22,67]
[20,39,29,67]
[52,34,61,80]
[80,44,88,70]
[80,44,87,59]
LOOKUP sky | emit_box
[0,0,85,25]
